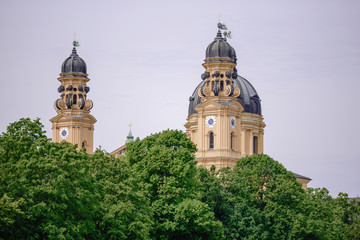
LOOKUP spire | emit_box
[125,123,134,144]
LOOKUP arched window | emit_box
[231,132,235,150]
[82,140,87,148]
[253,136,258,154]
[209,132,214,149]
[73,94,77,104]
[220,81,224,91]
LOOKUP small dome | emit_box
[61,47,87,74]
[188,76,262,116]
[205,30,237,61]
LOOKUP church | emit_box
[50,24,311,189]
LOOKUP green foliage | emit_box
[126,129,223,239]
[1,119,359,239]
[305,188,346,239]
[0,118,47,164]
[89,150,153,240]
[345,197,360,239]
[0,119,153,239]
[198,154,360,240]
[1,139,102,239]
[198,166,267,239]
[229,155,308,239]
[0,194,24,230]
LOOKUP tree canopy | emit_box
[0,118,359,239]
[0,118,151,239]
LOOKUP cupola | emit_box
[61,47,87,75]
[205,30,237,62]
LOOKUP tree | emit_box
[125,130,224,239]
[224,154,311,239]
[304,187,347,239]
[332,192,360,239]
[89,150,153,240]
[345,197,360,239]
[197,166,267,240]
[2,119,358,239]
[0,118,47,164]
[0,118,153,239]
[0,139,103,239]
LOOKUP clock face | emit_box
[59,127,69,139]
[230,116,236,128]
[206,116,216,128]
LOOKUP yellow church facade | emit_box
[50,26,311,189]
[50,47,96,154]
[185,30,265,170]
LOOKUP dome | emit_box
[61,47,87,74]
[188,75,262,116]
[205,30,237,61]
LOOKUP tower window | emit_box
[73,94,77,104]
[231,132,235,150]
[220,81,224,91]
[253,136,258,154]
[209,132,214,149]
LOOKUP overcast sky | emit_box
[1,0,359,197]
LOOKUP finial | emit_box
[217,22,227,31]
[128,123,132,132]
[217,22,232,40]
[73,32,80,47]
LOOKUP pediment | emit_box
[50,113,72,123]
[50,112,97,124]
[195,100,244,113]
[195,100,222,112]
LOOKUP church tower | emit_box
[185,26,265,169]
[50,44,96,153]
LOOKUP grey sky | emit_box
[0,0,359,197]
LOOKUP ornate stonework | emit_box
[50,47,96,153]
[185,29,266,170]
[185,26,310,189]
